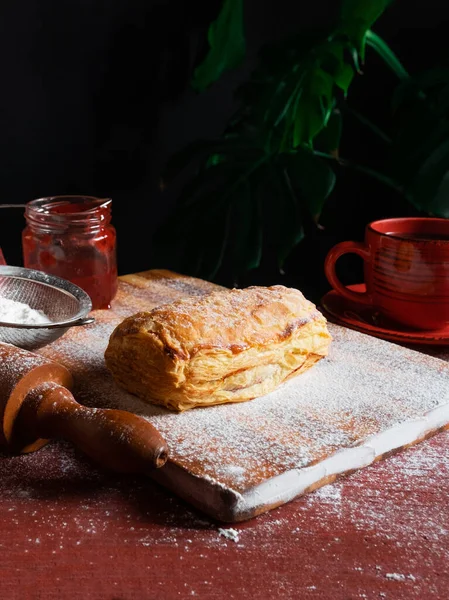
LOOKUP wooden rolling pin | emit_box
[0,343,168,470]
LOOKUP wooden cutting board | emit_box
[37,269,449,522]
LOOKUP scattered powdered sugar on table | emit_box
[304,431,449,558]
[0,296,50,324]
[36,277,449,522]
[218,528,240,543]
[2,275,447,598]
[313,484,342,503]
[39,305,449,500]
[2,432,448,557]
[385,573,407,582]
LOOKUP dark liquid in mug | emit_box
[387,232,449,241]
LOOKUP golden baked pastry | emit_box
[104,285,331,411]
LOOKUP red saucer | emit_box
[321,284,449,346]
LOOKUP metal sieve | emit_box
[0,266,94,350]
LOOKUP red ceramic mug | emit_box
[324,217,449,330]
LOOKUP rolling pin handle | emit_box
[15,383,168,471]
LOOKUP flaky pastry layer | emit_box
[104,285,331,411]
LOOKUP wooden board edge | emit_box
[148,403,449,523]
[234,422,449,522]
[149,462,244,523]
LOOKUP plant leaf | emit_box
[365,30,409,80]
[176,162,241,208]
[323,40,355,93]
[345,106,391,144]
[155,155,270,280]
[277,169,304,268]
[405,139,449,217]
[199,202,233,279]
[264,66,303,128]
[314,109,342,156]
[390,96,449,182]
[424,172,449,217]
[192,0,246,91]
[162,140,221,184]
[291,69,334,147]
[283,149,336,220]
[152,183,233,280]
[230,180,263,276]
[264,164,304,269]
[334,62,354,94]
[162,138,263,184]
[155,0,398,281]
[392,67,449,114]
[339,0,394,60]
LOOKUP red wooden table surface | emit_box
[1,336,448,598]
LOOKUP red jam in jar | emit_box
[22,196,118,309]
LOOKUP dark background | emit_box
[0,0,448,302]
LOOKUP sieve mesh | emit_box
[0,266,93,350]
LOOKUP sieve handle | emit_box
[67,317,95,327]
[41,317,95,329]
[0,317,96,330]
[42,317,95,330]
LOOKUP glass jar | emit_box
[22,196,118,309]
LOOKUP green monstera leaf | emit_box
[155,0,404,281]
[339,0,394,60]
[192,0,246,91]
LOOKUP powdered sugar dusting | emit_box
[218,528,240,543]
[0,343,51,384]
[306,433,449,549]
[383,573,417,583]
[144,328,448,491]
[0,296,50,324]
[1,431,447,598]
[2,272,448,598]
[37,275,449,516]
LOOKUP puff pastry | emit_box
[104,285,331,411]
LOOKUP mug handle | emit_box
[324,241,373,305]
